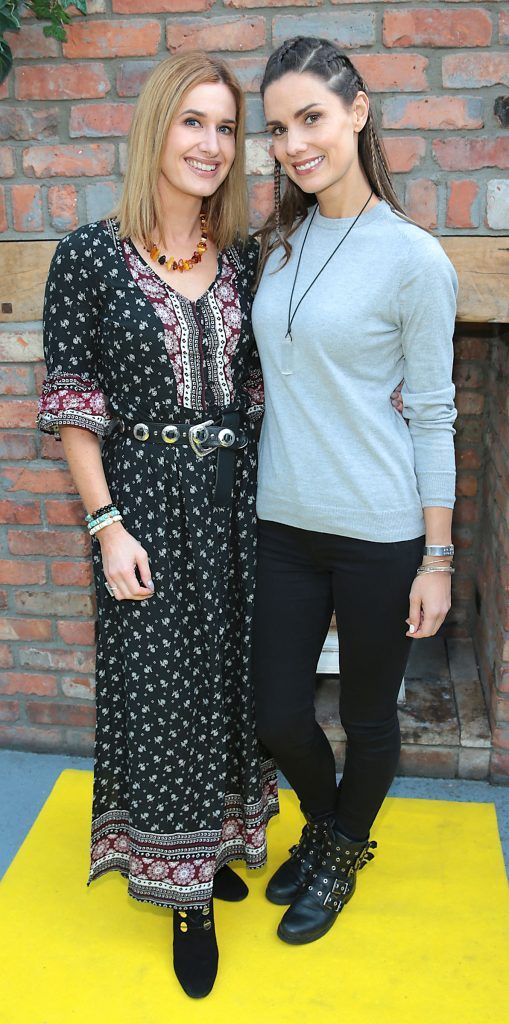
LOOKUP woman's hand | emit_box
[391,379,404,414]
[98,521,155,601]
[405,571,451,638]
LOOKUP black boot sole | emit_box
[277,916,337,945]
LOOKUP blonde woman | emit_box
[37,53,278,999]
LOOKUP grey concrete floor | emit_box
[0,750,508,881]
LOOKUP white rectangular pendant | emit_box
[281,334,294,375]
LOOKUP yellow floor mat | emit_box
[1,770,508,1024]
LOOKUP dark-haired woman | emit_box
[37,53,278,998]
[251,38,457,946]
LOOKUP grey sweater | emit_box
[252,200,458,542]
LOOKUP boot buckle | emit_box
[323,891,343,912]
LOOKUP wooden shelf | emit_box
[0,236,508,325]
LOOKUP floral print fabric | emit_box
[39,220,278,909]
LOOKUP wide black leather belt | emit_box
[110,413,247,509]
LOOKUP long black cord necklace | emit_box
[282,190,373,375]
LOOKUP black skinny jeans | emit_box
[253,520,424,841]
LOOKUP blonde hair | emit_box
[116,52,248,251]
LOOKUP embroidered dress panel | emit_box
[37,219,277,909]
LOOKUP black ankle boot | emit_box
[173,900,218,998]
[266,813,331,906]
[213,864,249,902]
[277,826,377,945]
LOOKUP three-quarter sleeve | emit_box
[37,229,112,439]
[399,236,458,509]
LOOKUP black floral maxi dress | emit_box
[37,219,279,909]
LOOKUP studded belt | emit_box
[108,413,248,509]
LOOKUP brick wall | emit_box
[0,2,508,762]
[474,328,509,782]
[0,1,508,234]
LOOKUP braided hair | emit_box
[256,37,409,279]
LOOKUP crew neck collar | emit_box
[310,199,388,230]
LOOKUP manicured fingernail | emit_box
[147,580,154,590]
[408,624,415,634]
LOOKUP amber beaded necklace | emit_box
[145,213,208,274]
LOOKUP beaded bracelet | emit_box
[85,502,118,524]
[87,508,121,530]
[89,514,123,537]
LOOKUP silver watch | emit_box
[423,544,454,557]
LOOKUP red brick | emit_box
[456,447,482,471]
[63,19,161,58]
[0,367,32,395]
[11,184,43,232]
[61,676,95,699]
[15,591,94,618]
[383,9,492,48]
[456,474,478,498]
[69,103,134,138]
[8,530,88,557]
[39,435,63,461]
[0,398,38,428]
[57,620,96,646]
[0,147,15,177]
[45,499,85,525]
[51,561,93,587]
[226,0,316,6]
[0,187,6,233]
[382,96,483,131]
[491,749,509,777]
[16,64,111,101]
[0,560,45,585]
[19,647,95,672]
[501,11,509,45]
[0,501,41,524]
[0,645,13,668]
[249,180,274,229]
[2,466,76,494]
[0,672,57,696]
[456,391,485,416]
[274,12,374,49]
[0,618,51,641]
[0,434,37,460]
[383,137,426,173]
[443,53,509,90]
[23,144,115,178]
[352,53,429,93]
[0,724,65,752]
[116,60,158,97]
[453,499,477,525]
[167,16,265,52]
[0,107,59,142]
[27,702,96,727]
[405,179,438,230]
[5,24,59,58]
[114,0,212,9]
[48,185,78,233]
[0,700,20,722]
[0,80,9,100]
[454,337,489,360]
[492,727,509,752]
[433,138,509,171]
[228,57,266,92]
[446,180,480,229]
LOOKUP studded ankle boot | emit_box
[173,900,218,999]
[277,826,377,945]
[266,812,332,906]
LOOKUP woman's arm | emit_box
[60,426,154,602]
[406,506,453,639]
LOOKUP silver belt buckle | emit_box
[188,420,215,459]
[161,424,180,444]
[133,422,150,441]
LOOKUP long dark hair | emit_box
[256,37,407,277]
